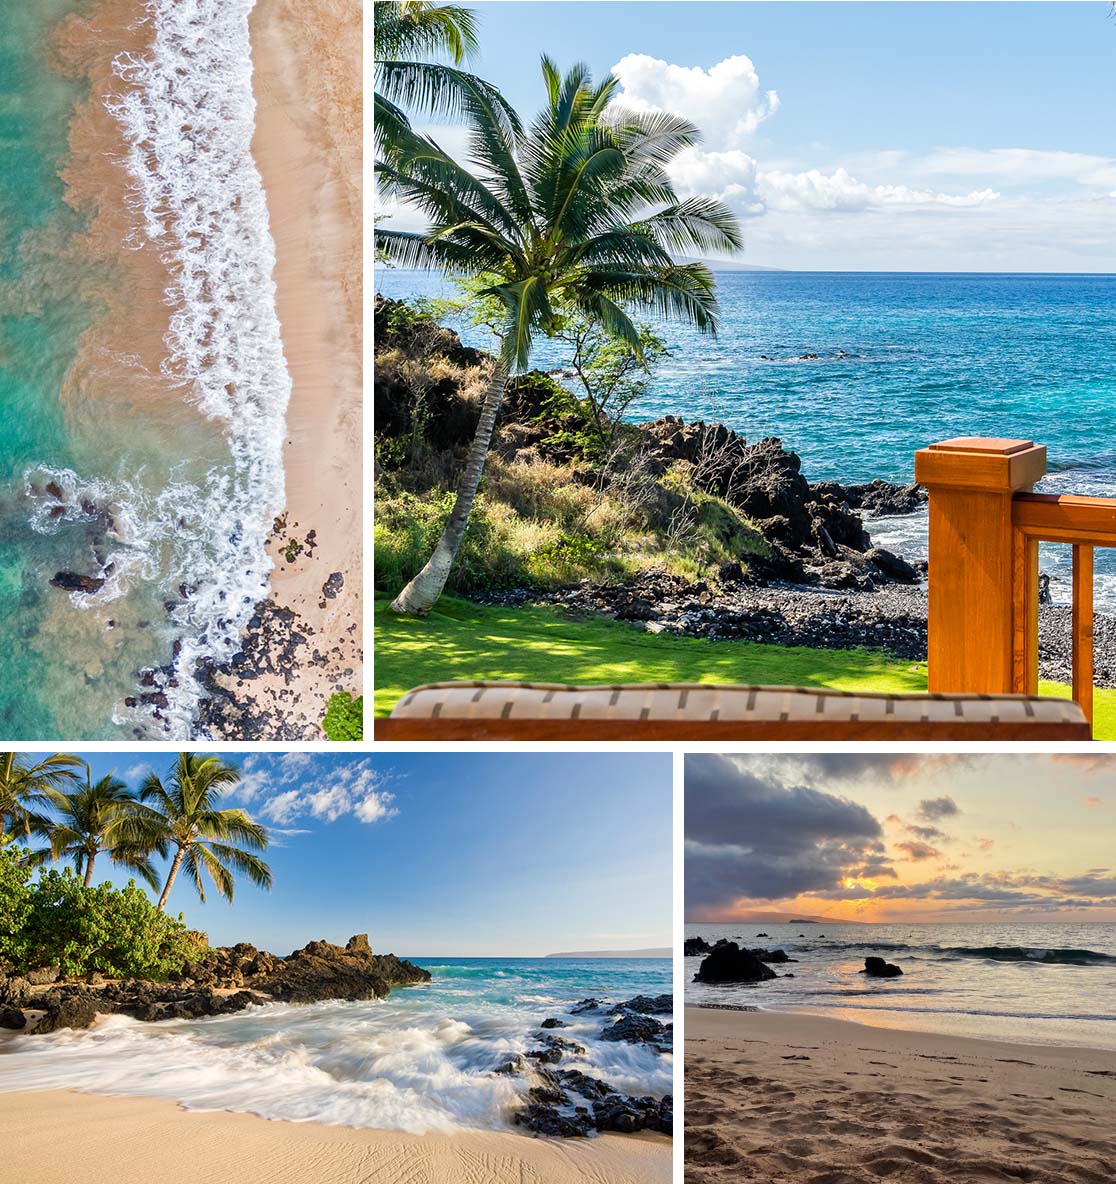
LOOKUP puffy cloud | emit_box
[685,754,893,912]
[757,168,998,212]
[918,796,960,822]
[895,840,942,862]
[239,758,400,828]
[611,53,778,149]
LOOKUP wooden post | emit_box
[914,437,1047,694]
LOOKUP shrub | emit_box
[14,866,207,980]
[323,691,364,741]
[0,842,32,969]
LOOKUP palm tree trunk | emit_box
[390,358,509,616]
[83,851,96,887]
[157,847,185,911]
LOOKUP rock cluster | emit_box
[693,942,777,984]
[861,956,903,978]
[0,935,429,1035]
[509,993,674,1138]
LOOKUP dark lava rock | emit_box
[49,571,105,594]
[0,1007,27,1030]
[33,990,100,1033]
[540,1017,569,1029]
[321,572,344,599]
[570,998,605,1014]
[694,942,777,984]
[527,1033,587,1064]
[684,937,712,956]
[600,1012,668,1046]
[609,993,672,1015]
[862,956,903,978]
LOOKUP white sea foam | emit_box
[34,0,291,737]
[0,996,671,1134]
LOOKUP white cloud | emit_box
[253,758,399,828]
[910,148,1116,188]
[612,52,778,149]
[124,763,152,781]
[758,168,999,212]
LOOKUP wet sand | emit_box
[214,0,363,738]
[685,1007,1116,1184]
[2,1090,671,1184]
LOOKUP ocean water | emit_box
[0,0,289,739]
[377,268,1116,609]
[0,957,673,1134]
[684,921,1116,1050]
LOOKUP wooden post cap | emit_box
[915,437,1047,493]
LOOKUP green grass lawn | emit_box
[374,594,1116,738]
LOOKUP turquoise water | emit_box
[378,268,1116,606]
[685,921,1116,1049]
[0,957,673,1133]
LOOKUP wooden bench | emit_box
[375,682,1089,740]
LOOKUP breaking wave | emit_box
[31,0,290,737]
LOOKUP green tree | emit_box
[0,752,82,841]
[136,754,272,911]
[377,57,741,614]
[374,1,519,158]
[26,767,160,890]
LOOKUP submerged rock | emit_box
[49,571,105,594]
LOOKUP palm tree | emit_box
[26,767,161,889]
[374,1,519,157]
[376,57,743,614]
[0,752,83,840]
[136,754,272,911]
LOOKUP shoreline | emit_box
[196,0,362,739]
[686,1007,1116,1184]
[0,1091,671,1184]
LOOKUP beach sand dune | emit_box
[3,1090,671,1184]
[686,1008,1116,1184]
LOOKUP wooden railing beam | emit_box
[1072,545,1094,729]
[916,437,1047,695]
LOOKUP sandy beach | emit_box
[200,0,363,738]
[686,1007,1116,1183]
[2,1090,671,1184]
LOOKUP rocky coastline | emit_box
[0,934,428,1035]
[510,992,673,1138]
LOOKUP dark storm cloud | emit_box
[917,795,960,821]
[684,754,894,912]
[907,824,946,841]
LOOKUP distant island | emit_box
[674,254,786,272]
[546,947,672,958]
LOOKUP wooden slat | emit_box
[1073,544,1094,732]
[1013,493,1116,546]
[374,718,1092,742]
[1011,531,1039,694]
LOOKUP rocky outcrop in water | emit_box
[861,956,903,978]
[0,935,429,1035]
[508,992,674,1138]
[693,941,778,984]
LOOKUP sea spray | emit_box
[85,0,291,736]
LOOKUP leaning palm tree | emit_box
[377,57,743,614]
[26,768,161,889]
[0,751,83,840]
[374,0,519,158]
[136,754,272,911]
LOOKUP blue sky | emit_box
[383,1,1116,270]
[24,751,673,957]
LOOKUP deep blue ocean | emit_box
[378,268,1116,606]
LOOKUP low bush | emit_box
[0,844,207,980]
[323,691,364,741]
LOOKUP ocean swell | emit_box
[74,0,291,737]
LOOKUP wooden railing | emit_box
[916,437,1115,736]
